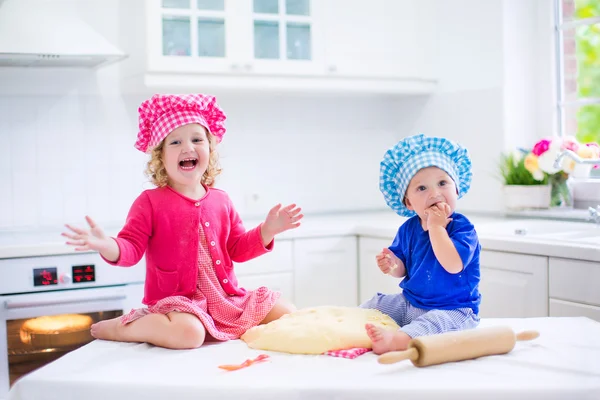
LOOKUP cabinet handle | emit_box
[327,65,337,73]
[244,64,253,71]
[230,63,240,71]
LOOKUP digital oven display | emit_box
[33,267,58,286]
[72,264,96,283]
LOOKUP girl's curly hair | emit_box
[145,131,222,187]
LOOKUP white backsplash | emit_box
[0,92,415,230]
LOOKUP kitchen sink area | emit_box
[535,229,600,244]
[475,219,600,245]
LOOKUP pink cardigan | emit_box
[104,186,273,306]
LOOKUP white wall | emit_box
[388,0,556,213]
[0,0,555,230]
[0,85,406,229]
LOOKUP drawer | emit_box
[236,272,294,303]
[549,298,600,323]
[549,258,600,306]
[234,239,293,275]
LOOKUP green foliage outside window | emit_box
[574,0,600,143]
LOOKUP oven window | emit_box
[7,310,123,386]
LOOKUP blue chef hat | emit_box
[379,134,473,217]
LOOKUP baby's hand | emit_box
[424,203,453,229]
[62,216,112,252]
[375,248,399,275]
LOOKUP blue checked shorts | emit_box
[360,291,479,338]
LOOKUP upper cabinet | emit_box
[119,0,437,95]
[323,0,436,86]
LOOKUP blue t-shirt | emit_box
[390,212,481,314]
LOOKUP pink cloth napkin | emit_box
[324,348,371,359]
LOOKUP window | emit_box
[555,0,600,142]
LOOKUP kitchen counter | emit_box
[0,211,598,262]
[7,317,600,400]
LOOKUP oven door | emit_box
[0,284,142,395]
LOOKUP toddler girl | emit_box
[63,94,302,349]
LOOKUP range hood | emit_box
[0,0,127,68]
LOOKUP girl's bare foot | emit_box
[365,323,411,355]
[90,317,122,341]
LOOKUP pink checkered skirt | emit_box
[120,226,280,341]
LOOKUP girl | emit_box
[362,134,481,354]
[62,94,302,350]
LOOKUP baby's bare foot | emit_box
[90,317,122,341]
[365,323,411,355]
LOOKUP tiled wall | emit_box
[0,91,409,230]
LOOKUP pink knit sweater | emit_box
[104,186,272,306]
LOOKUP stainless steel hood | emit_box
[0,0,127,68]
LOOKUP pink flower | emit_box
[532,138,552,156]
[584,142,600,169]
[586,142,600,154]
[561,135,580,152]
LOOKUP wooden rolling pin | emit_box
[378,326,539,367]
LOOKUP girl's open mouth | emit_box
[179,158,198,170]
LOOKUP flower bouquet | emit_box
[500,136,600,208]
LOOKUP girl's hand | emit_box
[424,203,452,230]
[62,216,112,252]
[262,203,303,237]
[375,248,399,275]
[260,203,303,246]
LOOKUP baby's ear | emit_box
[404,197,414,211]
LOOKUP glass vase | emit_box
[549,172,572,207]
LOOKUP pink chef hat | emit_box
[135,94,227,153]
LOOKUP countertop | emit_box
[0,210,598,262]
[8,317,600,400]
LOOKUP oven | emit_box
[0,252,145,398]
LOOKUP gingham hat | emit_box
[135,94,226,153]
[379,134,472,217]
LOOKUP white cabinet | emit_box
[234,239,293,276]
[236,272,294,303]
[293,236,358,308]
[235,239,294,302]
[142,0,325,75]
[358,237,402,304]
[323,0,436,84]
[548,257,600,322]
[479,250,548,318]
[119,0,437,94]
[549,299,600,322]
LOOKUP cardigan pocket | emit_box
[155,265,179,294]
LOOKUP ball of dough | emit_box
[241,306,399,354]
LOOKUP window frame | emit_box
[554,0,600,139]
[554,0,600,181]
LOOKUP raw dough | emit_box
[240,306,399,354]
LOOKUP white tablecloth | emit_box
[7,317,600,400]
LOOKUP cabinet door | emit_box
[358,237,402,304]
[323,0,435,80]
[147,0,242,74]
[236,272,294,303]
[241,0,327,76]
[549,258,600,307]
[549,298,600,323]
[479,250,548,318]
[233,239,293,276]
[293,236,358,308]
